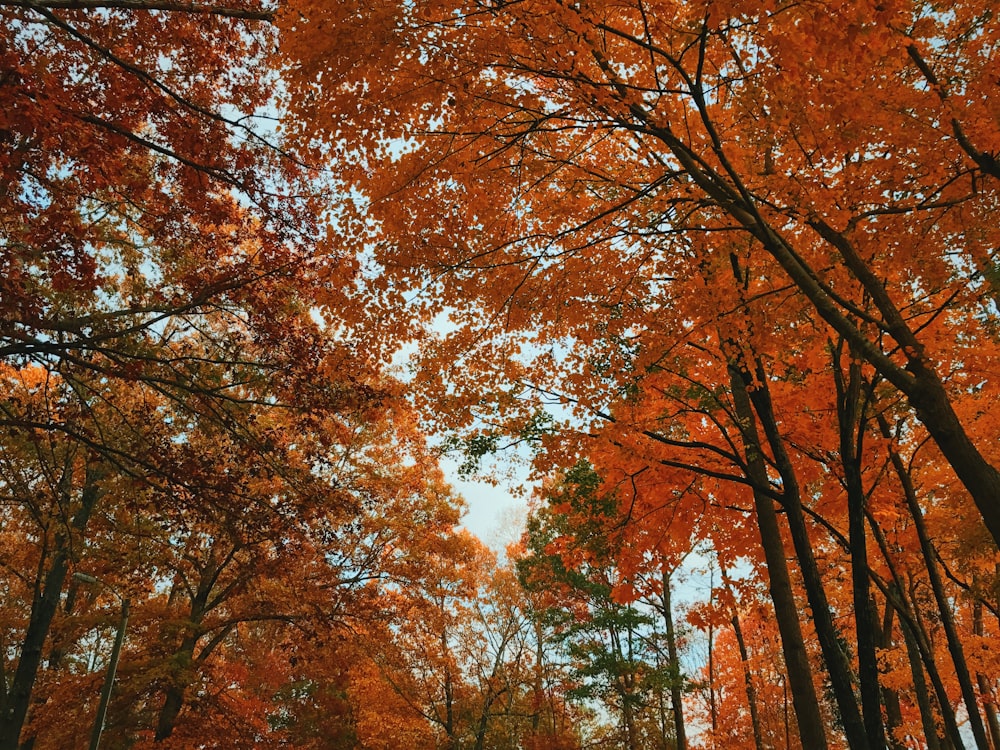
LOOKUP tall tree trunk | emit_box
[443,629,456,750]
[656,659,671,750]
[741,359,870,750]
[783,676,792,750]
[875,410,990,750]
[721,255,865,748]
[614,621,639,750]
[606,625,637,750]
[900,604,947,750]
[833,346,887,749]
[732,609,766,750]
[621,696,639,750]
[973,599,1000,750]
[867,508,963,749]
[0,468,101,750]
[721,566,765,750]
[532,618,544,736]
[867,513,963,750]
[729,366,830,750]
[877,602,908,750]
[154,557,220,743]
[154,634,197,741]
[707,576,717,743]
[661,567,687,750]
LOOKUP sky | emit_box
[439,453,531,554]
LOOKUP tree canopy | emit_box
[1,0,999,748]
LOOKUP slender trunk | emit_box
[661,567,687,750]
[743,359,869,750]
[473,699,493,750]
[47,577,83,671]
[721,256,843,748]
[875,410,990,750]
[706,558,716,745]
[900,604,946,750]
[974,600,1000,750]
[722,255,864,745]
[866,508,963,749]
[532,618,544,735]
[833,346,886,749]
[606,624,636,750]
[624,622,639,750]
[615,625,639,750]
[474,626,515,750]
[729,366,830,750]
[0,561,64,750]
[708,616,717,741]
[878,602,907,750]
[444,629,456,750]
[622,696,638,750]
[153,633,197,741]
[656,652,670,750]
[720,565,765,750]
[783,675,792,750]
[732,610,766,750]
[0,470,101,750]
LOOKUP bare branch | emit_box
[0,0,274,21]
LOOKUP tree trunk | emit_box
[732,610,766,750]
[154,633,198,741]
[707,595,717,742]
[154,559,220,743]
[623,622,640,750]
[532,618,544,735]
[661,567,687,750]
[721,565,765,750]
[0,469,101,750]
[867,505,965,750]
[877,602,908,750]
[833,347,887,749]
[900,605,946,750]
[614,626,639,750]
[742,360,869,750]
[729,366,830,750]
[719,253,865,749]
[876,410,990,750]
[973,599,1000,750]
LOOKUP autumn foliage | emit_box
[2,0,1000,748]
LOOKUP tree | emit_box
[359,528,545,750]
[0,4,395,746]
[518,462,684,750]
[694,592,804,750]
[280,4,1000,745]
[0,0,373,546]
[0,369,473,748]
[279,0,1000,549]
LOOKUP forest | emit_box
[0,0,999,748]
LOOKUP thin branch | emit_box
[2,0,273,21]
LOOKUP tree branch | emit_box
[0,0,274,21]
